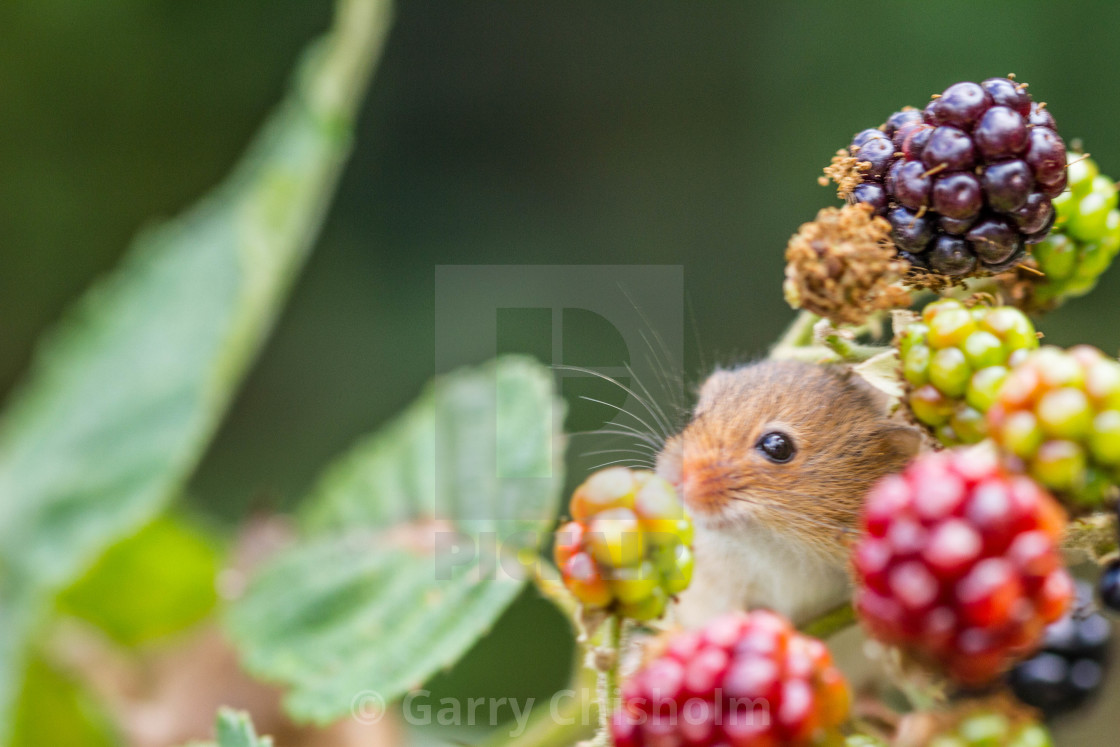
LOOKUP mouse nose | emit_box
[679,453,735,515]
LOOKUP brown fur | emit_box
[661,359,921,558]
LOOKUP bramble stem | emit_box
[598,615,624,741]
[799,602,856,639]
[770,310,820,358]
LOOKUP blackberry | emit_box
[899,300,1039,446]
[1008,580,1112,718]
[854,447,1072,686]
[557,467,694,621]
[839,78,1065,278]
[1018,154,1120,309]
[611,611,850,746]
[1099,559,1120,612]
[986,345,1120,507]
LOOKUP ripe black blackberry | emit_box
[844,77,1066,278]
[1008,580,1112,718]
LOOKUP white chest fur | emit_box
[673,520,851,628]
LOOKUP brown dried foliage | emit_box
[784,203,911,326]
[818,147,866,199]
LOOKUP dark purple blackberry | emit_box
[1008,581,1112,719]
[851,182,888,215]
[923,126,976,172]
[1100,559,1120,612]
[885,108,923,136]
[855,136,895,179]
[852,128,886,148]
[973,106,1029,159]
[888,160,932,210]
[842,77,1067,277]
[1029,101,1057,129]
[1040,169,1068,199]
[981,160,1033,212]
[925,81,991,129]
[966,215,1022,265]
[901,124,933,161]
[928,234,977,276]
[932,172,983,219]
[981,77,1032,116]
[1010,192,1054,234]
[940,215,976,235]
[888,206,935,253]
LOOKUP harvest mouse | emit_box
[656,359,921,626]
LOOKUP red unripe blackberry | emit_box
[854,447,1072,686]
[611,611,850,746]
[556,467,694,620]
[839,78,1066,278]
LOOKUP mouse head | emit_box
[657,359,920,552]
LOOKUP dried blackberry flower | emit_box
[784,203,911,326]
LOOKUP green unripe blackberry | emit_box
[556,467,694,620]
[930,713,1053,747]
[988,345,1120,507]
[901,300,1039,445]
[1028,154,1120,307]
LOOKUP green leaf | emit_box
[214,708,274,747]
[57,515,221,646]
[9,654,117,747]
[228,357,565,724]
[0,0,393,735]
[181,708,274,747]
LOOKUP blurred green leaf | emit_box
[181,708,274,747]
[0,0,392,736]
[9,655,117,747]
[57,515,221,646]
[228,357,565,724]
[214,708,274,747]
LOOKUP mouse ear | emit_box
[880,422,924,462]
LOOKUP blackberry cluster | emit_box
[1008,580,1112,718]
[555,467,693,621]
[1028,154,1120,307]
[854,447,1072,685]
[900,299,1039,445]
[611,611,850,746]
[986,345,1120,507]
[847,78,1065,277]
[930,712,1053,747]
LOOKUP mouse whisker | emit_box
[618,284,688,414]
[572,421,662,448]
[587,457,656,472]
[625,361,680,439]
[581,446,659,460]
[556,364,674,441]
[577,393,668,445]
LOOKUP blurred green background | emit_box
[3,2,1120,743]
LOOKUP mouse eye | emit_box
[756,432,795,463]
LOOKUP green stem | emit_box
[770,310,820,358]
[597,615,624,743]
[799,602,856,639]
